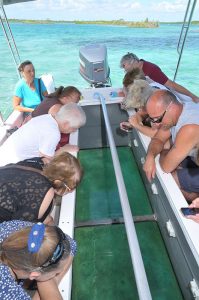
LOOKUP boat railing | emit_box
[133,127,199,262]
[57,131,79,299]
[173,0,197,81]
[95,92,152,300]
[0,3,21,79]
[0,111,4,127]
[0,110,23,145]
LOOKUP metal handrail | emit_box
[0,4,21,78]
[96,92,152,300]
[173,0,197,81]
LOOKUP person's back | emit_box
[170,101,199,160]
[120,53,168,85]
[0,152,83,223]
[0,114,60,166]
[32,86,81,118]
[141,59,168,85]
[0,166,52,222]
[0,103,86,166]
[32,97,59,117]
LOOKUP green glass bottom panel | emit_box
[76,147,152,222]
[73,147,183,299]
[72,223,183,300]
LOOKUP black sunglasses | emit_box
[148,110,167,124]
[41,227,67,269]
[148,101,172,124]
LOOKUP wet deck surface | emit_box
[72,147,183,300]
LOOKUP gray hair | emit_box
[120,53,139,68]
[55,103,86,128]
[121,79,154,109]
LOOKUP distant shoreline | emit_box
[8,19,199,27]
[8,19,159,27]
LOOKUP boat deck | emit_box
[1,88,198,299]
[73,147,183,299]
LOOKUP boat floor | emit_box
[72,147,184,299]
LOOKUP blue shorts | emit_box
[177,158,199,193]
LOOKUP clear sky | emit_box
[3,0,199,22]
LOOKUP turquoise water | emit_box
[0,22,199,118]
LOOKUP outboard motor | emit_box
[79,44,111,87]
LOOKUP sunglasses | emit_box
[41,227,67,269]
[148,101,172,124]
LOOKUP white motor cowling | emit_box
[79,43,111,87]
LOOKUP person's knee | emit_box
[171,170,196,202]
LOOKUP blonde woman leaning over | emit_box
[0,152,83,224]
[0,220,76,299]
[120,79,160,138]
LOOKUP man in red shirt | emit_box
[120,53,199,102]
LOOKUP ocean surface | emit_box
[0,22,199,118]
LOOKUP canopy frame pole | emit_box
[173,0,197,81]
[0,3,21,79]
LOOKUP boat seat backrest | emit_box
[40,73,55,94]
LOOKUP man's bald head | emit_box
[146,90,178,117]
